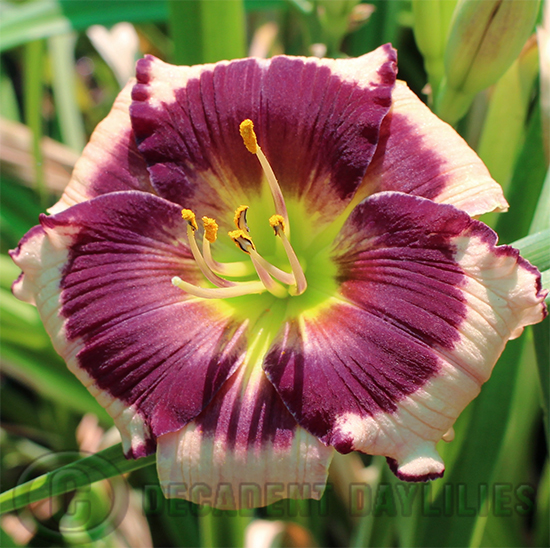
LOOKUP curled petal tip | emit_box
[386,445,445,482]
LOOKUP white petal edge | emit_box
[331,228,546,480]
[355,81,509,217]
[48,79,153,214]
[138,45,395,111]
[156,362,335,510]
[10,223,151,457]
[157,423,334,510]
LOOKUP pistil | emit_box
[172,276,265,299]
[172,120,309,301]
[174,210,262,299]
[270,215,307,295]
[228,229,288,298]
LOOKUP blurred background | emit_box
[1,1,548,546]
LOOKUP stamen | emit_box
[201,218,254,278]
[228,229,255,254]
[233,205,250,232]
[239,119,289,233]
[269,214,286,234]
[202,216,218,243]
[172,277,266,299]
[270,214,307,295]
[229,229,287,298]
[229,219,294,285]
[181,209,198,231]
[182,209,235,288]
[239,120,258,154]
[177,141,308,301]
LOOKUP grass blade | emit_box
[48,33,86,152]
[0,0,169,52]
[414,335,527,546]
[168,0,246,65]
[477,37,539,190]
[486,103,547,241]
[512,229,550,274]
[0,444,155,515]
[23,40,47,208]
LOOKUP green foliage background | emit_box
[0,1,548,547]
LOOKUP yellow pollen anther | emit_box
[228,229,255,254]
[233,205,250,232]
[239,119,258,154]
[269,214,285,234]
[181,209,198,231]
[202,217,218,243]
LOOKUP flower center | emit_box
[172,119,307,300]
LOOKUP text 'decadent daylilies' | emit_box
[11,44,547,510]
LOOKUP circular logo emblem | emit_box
[13,450,130,544]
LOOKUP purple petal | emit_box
[130,46,396,224]
[354,82,507,216]
[11,191,248,457]
[50,81,155,214]
[157,364,333,509]
[264,192,546,481]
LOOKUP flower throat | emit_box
[172,120,307,300]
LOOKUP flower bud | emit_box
[412,0,457,98]
[437,0,540,124]
[445,0,540,93]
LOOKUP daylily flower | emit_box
[11,44,547,510]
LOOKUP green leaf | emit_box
[24,39,47,207]
[199,510,251,548]
[469,335,541,547]
[0,444,155,515]
[534,459,550,547]
[530,166,550,234]
[137,465,201,547]
[0,64,20,121]
[349,458,386,547]
[49,33,86,152]
[0,526,22,548]
[287,0,314,15]
[512,229,550,274]
[168,0,246,66]
[483,102,547,241]
[529,166,550,443]
[346,0,405,56]
[0,0,169,52]
[0,177,44,253]
[413,335,527,547]
[477,38,539,190]
[1,345,111,423]
[244,0,285,10]
[533,319,549,444]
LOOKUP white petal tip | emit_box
[387,445,445,482]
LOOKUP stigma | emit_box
[172,120,307,300]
